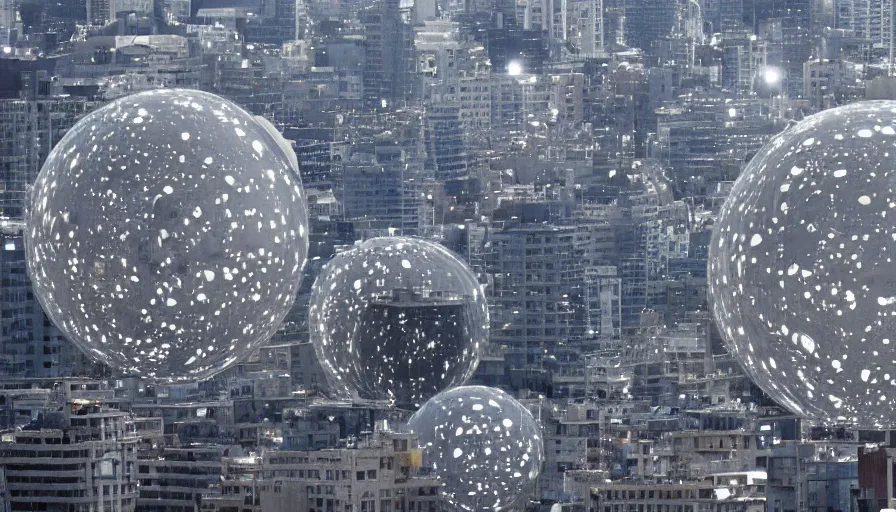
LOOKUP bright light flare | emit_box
[763,67,782,86]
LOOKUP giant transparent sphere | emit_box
[309,237,488,406]
[709,101,896,427]
[408,386,544,512]
[26,89,309,382]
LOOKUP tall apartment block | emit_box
[0,381,142,512]
[485,220,582,380]
[0,82,103,378]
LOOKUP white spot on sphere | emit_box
[750,234,762,247]
[166,298,177,307]
[858,129,873,138]
[799,333,815,353]
[401,259,412,269]
[181,132,190,141]
[453,448,463,458]
[859,195,872,206]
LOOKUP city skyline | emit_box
[0,0,893,511]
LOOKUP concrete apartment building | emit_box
[136,443,243,512]
[0,383,142,512]
[259,431,440,512]
[590,471,767,512]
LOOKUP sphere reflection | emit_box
[26,89,309,382]
[309,237,488,406]
[710,101,896,427]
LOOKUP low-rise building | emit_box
[136,443,243,512]
[0,395,142,512]
[590,471,767,512]
[260,431,440,512]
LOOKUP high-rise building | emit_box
[244,0,303,43]
[485,217,582,384]
[361,0,416,107]
[86,0,111,24]
[0,74,103,379]
[160,0,190,23]
[721,30,767,95]
[109,0,153,18]
[837,0,893,50]
[515,0,570,40]
[582,266,622,339]
[0,227,106,378]
[720,0,745,32]
[0,95,91,219]
[424,103,469,182]
[340,147,424,237]
[0,0,14,41]
[43,0,88,33]
[573,0,607,57]
[780,0,813,97]
[751,0,812,96]
[623,0,676,55]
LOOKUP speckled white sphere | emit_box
[408,386,544,512]
[26,89,309,382]
[709,101,896,427]
[309,237,488,407]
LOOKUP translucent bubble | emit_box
[709,101,896,427]
[26,89,309,382]
[309,237,488,406]
[408,386,544,512]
